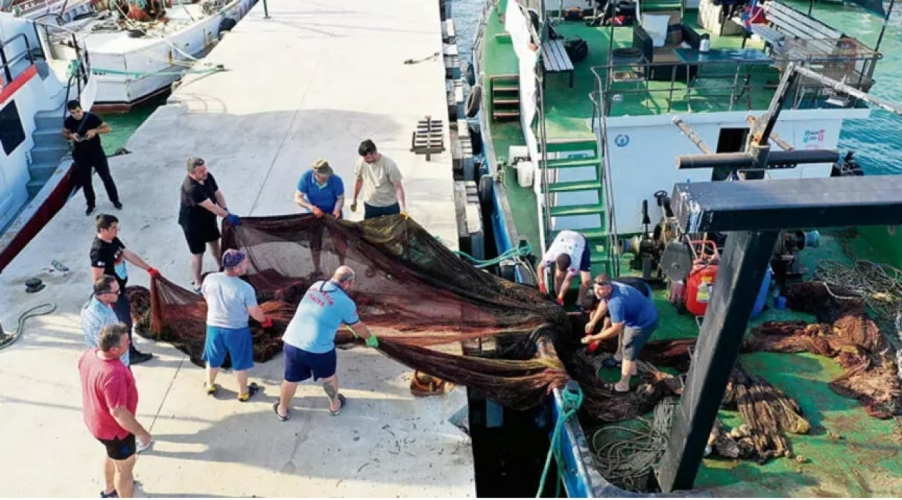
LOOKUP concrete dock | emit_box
[0,0,472,497]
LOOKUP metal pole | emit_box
[875,0,896,53]
[672,117,714,155]
[793,64,902,116]
[263,0,270,19]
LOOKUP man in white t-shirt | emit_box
[349,139,407,220]
[536,230,592,306]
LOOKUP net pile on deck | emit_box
[136,214,572,409]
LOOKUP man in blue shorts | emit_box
[582,274,659,393]
[201,249,272,401]
[536,229,593,306]
[273,266,378,421]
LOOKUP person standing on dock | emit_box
[349,139,407,220]
[179,157,241,293]
[62,100,121,216]
[201,249,269,402]
[274,265,378,421]
[536,229,593,306]
[81,275,130,367]
[78,324,151,499]
[90,214,157,365]
[582,274,659,393]
[294,159,348,277]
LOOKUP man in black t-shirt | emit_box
[179,157,241,292]
[90,214,162,364]
[62,100,121,216]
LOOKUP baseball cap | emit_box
[312,159,333,177]
[222,249,246,269]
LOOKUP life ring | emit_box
[465,84,482,118]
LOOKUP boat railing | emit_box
[588,87,620,278]
[0,32,37,84]
[588,50,881,116]
[31,18,91,122]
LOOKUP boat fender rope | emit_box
[536,382,583,497]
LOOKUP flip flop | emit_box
[329,394,346,416]
[604,382,630,394]
[273,402,290,422]
[204,382,218,396]
[238,382,259,402]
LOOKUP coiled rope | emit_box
[0,303,57,351]
[590,395,678,492]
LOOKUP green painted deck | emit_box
[478,2,902,496]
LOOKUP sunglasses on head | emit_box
[193,158,205,167]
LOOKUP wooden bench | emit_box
[542,38,574,88]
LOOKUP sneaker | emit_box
[130,351,153,364]
[113,201,123,210]
[100,490,118,498]
[85,206,96,216]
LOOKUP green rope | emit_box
[453,241,532,269]
[91,67,225,78]
[536,383,583,497]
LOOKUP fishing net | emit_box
[136,214,573,410]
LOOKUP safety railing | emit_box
[0,32,37,84]
[589,89,620,278]
[588,52,882,117]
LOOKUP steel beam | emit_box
[675,149,839,170]
[669,176,902,233]
[672,117,714,155]
[657,229,780,492]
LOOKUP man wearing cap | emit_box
[201,248,270,402]
[295,159,347,278]
[582,274,659,393]
[179,157,241,293]
[274,265,378,421]
[350,139,407,220]
[536,229,593,306]
[295,159,344,218]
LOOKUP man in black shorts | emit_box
[90,214,159,364]
[62,100,121,216]
[179,157,241,292]
[78,324,152,498]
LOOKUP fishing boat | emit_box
[3,0,257,113]
[469,0,902,496]
[0,10,93,272]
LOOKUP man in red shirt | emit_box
[78,324,152,498]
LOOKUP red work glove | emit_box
[147,267,160,278]
[556,297,565,306]
[311,206,324,218]
[587,337,601,354]
[260,317,273,329]
[539,283,547,294]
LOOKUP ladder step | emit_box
[493,111,520,120]
[540,138,598,154]
[546,157,600,169]
[549,204,605,217]
[492,98,520,105]
[548,180,602,193]
[493,84,520,92]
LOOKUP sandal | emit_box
[273,402,290,422]
[604,382,630,394]
[238,382,259,402]
[204,382,218,396]
[329,394,346,416]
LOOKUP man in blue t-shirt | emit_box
[294,159,347,277]
[274,266,378,421]
[582,274,659,393]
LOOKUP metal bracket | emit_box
[410,115,445,161]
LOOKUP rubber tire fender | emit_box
[466,84,482,118]
[478,173,494,208]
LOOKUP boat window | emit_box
[0,101,26,156]
[713,127,749,181]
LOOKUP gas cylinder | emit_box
[683,240,720,316]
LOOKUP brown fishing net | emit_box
[135,214,572,409]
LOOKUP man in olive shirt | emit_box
[350,139,407,220]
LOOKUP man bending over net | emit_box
[274,266,378,421]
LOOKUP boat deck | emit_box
[0,0,472,497]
